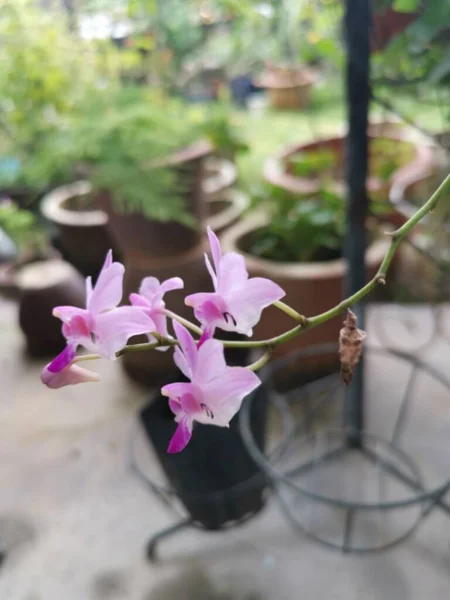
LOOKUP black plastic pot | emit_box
[139,372,269,530]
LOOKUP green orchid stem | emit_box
[163,309,203,335]
[273,300,307,324]
[247,348,273,372]
[73,172,450,365]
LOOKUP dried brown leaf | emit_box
[339,309,366,386]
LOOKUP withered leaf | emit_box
[339,309,366,386]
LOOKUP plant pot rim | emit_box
[165,139,212,166]
[207,189,249,233]
[258,67,316,90]
[220,211,390,280]
[389,170,437,221]
[264,122,435,196]
[41,180,108,227]
[202,157,238,198]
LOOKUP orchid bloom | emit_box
[162,321,260,453]
[185,227,285,337]
[41,362,100,389]
[130,276,183,349]
[41,250,154,388]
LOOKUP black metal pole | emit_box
[343,0,371,447]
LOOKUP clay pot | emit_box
[371,7,419,53]
[121,239,212,386]
[17,260,85,357]
[221,213,390,373]
[258,66,315,110]
[41,181,116,278]
[264,123,435,227]
[202,157,237,201]
[96,141,212,260]
[207,190,249,235]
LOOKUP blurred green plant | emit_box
[0,0,139,192]
[199,105,249,158]
[248,187,345,263]
[28,86,208,223]
[0,200,46,252]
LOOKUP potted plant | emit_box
[139,370,269,530]
[264,123,435,226]
[0,198,85,355]
[40,181,117,278]
[221,188,390,372]
[258,63,316,111]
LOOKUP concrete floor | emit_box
[1,298,450,599]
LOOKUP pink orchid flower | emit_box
[41,363,100,389]
[41,250,153,388]
[130,276,183,349]
[162,321,260,453]
[185,227,285,337]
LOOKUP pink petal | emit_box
[85,276,93,307]
[194,338,227,384]
[184,292,227,332]
[63,314,92,341]
[52,306,89,323]
[94,307,154,359]
[41,364,100,389]
[87,252,125,315]
[46,343,77,373]
[180,392,203,415]
[204,253,218,289]
[103,249,113,269]
[173,322,198,374]
[151,311,169,339]
[168,398,182,416]
[161,381,198,399]
[227,277,285,336]
[217,252,249,296]
[167,417,193,453]
[173,346,191,378]
[201,367,260,427]
[129,293,151,309]
[207,226,222,274]
[159,277,184,295]
[139,276,160,301]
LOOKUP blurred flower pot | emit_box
[96,141,212,260]
[17,259,85,357]
[264,123,435,227]
[206,190,249,235]
[139,373,269,529]
[371,7,419,52]
[221,213,389,373]
[121,239,212,386]
[41,181,117,278]
[202,157,237,201]
[258,65,315,110]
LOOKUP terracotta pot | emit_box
[207,190,249,235]
[258,66,316,111]
[96,141,212,260]
[221,213,390,372]
[371,7,419,53]
[121,239,212,386]
[389,170,438,222]
[41,181,117,278]
[264,122,435,227]
[202,157,237,201]
[17,260,85,357]
[258,67,315,110]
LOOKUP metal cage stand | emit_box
[239,0,450,553]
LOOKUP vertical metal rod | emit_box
[343,0,371,447]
